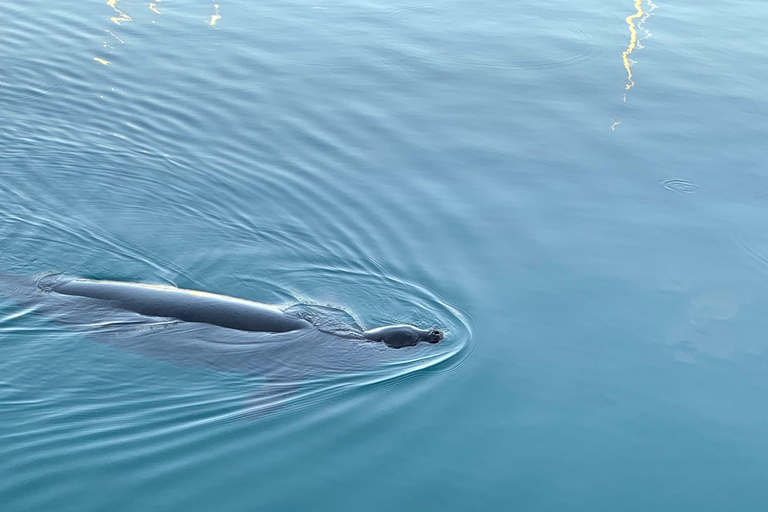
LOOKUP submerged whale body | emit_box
[0,272,462,414]
[42,276,445,349]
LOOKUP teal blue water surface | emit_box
[2,0,768,510]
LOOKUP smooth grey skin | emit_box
[50,278,312,333]
[48,278,443,348]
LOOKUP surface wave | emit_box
[376,3,594,69]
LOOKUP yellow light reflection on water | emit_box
[613,0,656,130]
[106,30,125,44]
[107,0,132,25]
[208,4,221,27]
[94,1,220,64]
[622,0,644,92]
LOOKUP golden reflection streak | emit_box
[106,29,125,44]
[208,4,221,27]
[638,0,658,40]
[613,0,656,130]
[148,3,161,14]
[94,57,110,65]
[107,0,132,25]
[622,0,644,91]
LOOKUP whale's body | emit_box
[50,278,313,334]
[37,276,443,348]
[0,273,455,413]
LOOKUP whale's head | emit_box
[362,324,444,348]
[423,327,444,344]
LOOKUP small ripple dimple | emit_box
[661,179,699,194]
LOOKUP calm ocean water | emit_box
[2,0,768,510]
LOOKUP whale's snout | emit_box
[427,328,444,343]
[363,324,444,347]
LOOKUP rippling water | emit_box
[2,0,768,510]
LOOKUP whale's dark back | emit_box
[49,277,311,333]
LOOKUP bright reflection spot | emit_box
[107,0,132,25]
[208,4,221,27]
[106,30,125,44]
[622,0,643,91]
[94,57,110,65]
[148,3,161,15]
[622,0,657,93]
[614,0,657,130]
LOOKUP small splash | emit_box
[148,2,161,15]
[661,179,699,194]
[611,119,621,131]
[284,303,365,339]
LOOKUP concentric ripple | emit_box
[661,179,700,194]
[0,59,70,105]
